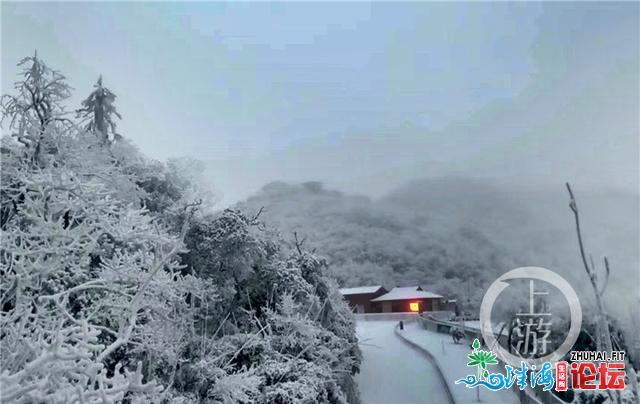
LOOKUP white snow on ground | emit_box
[356,321,450,404]
[399,321,521,404]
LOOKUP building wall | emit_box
[373,298,442,313]
[343,289,387,313]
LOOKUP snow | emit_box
[339,286,385,295]
[371,287,443,302]
[356,320,449,404]
[398,321,521,404]
[447,319,505,334]
[461,320,481,329]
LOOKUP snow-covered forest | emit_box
[235,180,640,370]
[1,2,639,403]
[0,55,362,403]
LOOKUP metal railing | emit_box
[417,315,566,404]
[354,312,420,321]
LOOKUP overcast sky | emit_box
[2,2,638,206]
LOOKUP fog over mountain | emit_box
[2,1,638,402]
[236,177,639,326]
[4,2,637,208]
[384,177,639,295]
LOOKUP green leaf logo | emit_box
[466,339,498,381]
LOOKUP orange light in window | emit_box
[409,302,420,312]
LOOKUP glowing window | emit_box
[409,302,420,312]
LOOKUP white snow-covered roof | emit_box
[339,286,385,296]
[371,286,443,302]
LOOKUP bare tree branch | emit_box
[293,231,307,256]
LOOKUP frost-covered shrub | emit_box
[0,55,206,403]
[177,210,362,403]
[1,54,361,403]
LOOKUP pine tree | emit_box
[77,75,122,144]
[1,55,201,403]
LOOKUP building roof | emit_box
[370,286,443,302]
[399,286,423,291]
[338,285,385,296]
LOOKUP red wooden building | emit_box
[370,286,444,313]
[338,286,388,313]
[339,285,445,314]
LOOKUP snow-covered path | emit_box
[400,321,520,404]
[356,321,451,404]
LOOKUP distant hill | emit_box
[235,180,520,307]
[382,177,639,304]
[235,178,639,325]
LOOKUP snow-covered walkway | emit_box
[398,321,521,404]
[356,320,451,404]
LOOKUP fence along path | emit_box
[418,313,564,404]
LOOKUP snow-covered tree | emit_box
[76,76,121,144]
[1,52,72,167]
[0,55,207,403]
[2,54,361,403]
[175,209,362,403]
